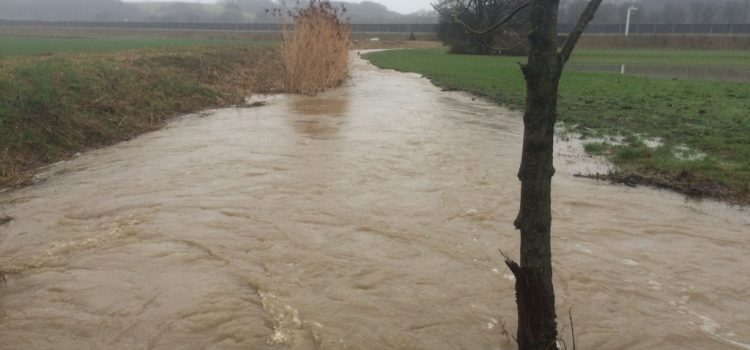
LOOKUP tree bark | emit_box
[511,0,562,349]
[509,0,602,349]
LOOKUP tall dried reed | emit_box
[273,1,352,95]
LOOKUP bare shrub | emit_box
[271,1,352,95]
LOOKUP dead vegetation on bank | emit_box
[273,0,352,95]
[0,46,284,188]
[576,170,749,206]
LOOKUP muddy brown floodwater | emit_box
[1,55,749,350]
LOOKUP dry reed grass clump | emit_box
[272,0,352,95]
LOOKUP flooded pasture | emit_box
[1,56,749,350]
[567,63,750,82]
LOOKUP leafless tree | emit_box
[507,0,603,347]
[690,1,719,24]
[659,2,688,24]
[557,0,750,25]
[589,2,617,24]
[721,1,747,24]
[454,0,603,349]
[433,0,530,54]
[558,0,587,23]
[218,0,245,22]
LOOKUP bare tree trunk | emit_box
[449,0,602,347]
[508,0,602,349]
[510,1,561,349]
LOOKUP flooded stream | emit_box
[1,56,748,350]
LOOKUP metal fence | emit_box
[0,20,438,33]
[1,20,749,35]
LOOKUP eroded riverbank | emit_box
[1,56,748,349]
[0,45,282,189]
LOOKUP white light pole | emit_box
[625,6,638,36]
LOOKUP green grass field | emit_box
[364,48,750,203]
[0,36,272,58]
[569,49,750,67]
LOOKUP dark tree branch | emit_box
[480,34,504,53]
[559,0,604,66]
[569,307,576,350]
[480,35,529,55]
[452,0,530,35]
[432,0,470,17]
[431,2,449,15]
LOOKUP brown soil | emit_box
[576,170,749,206]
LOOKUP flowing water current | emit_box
[1,56,748,350]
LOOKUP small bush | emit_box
[272,0,352,95]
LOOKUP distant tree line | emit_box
[559,0,750,25]
[0,0,143,22]
[434,0,750,54]
[2,0,747,26]
[0,0,437,24]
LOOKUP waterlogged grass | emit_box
[0,36,273,57]
[364,48,750,203]
[569,49,750,67]
[0,46,282,186]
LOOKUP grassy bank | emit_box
[1,45,282,187]
[569,48,750,67]
[0,25,285,42]
[0,36,274,57]
[364,49,750,204]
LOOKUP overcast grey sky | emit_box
[122,0,434,14]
